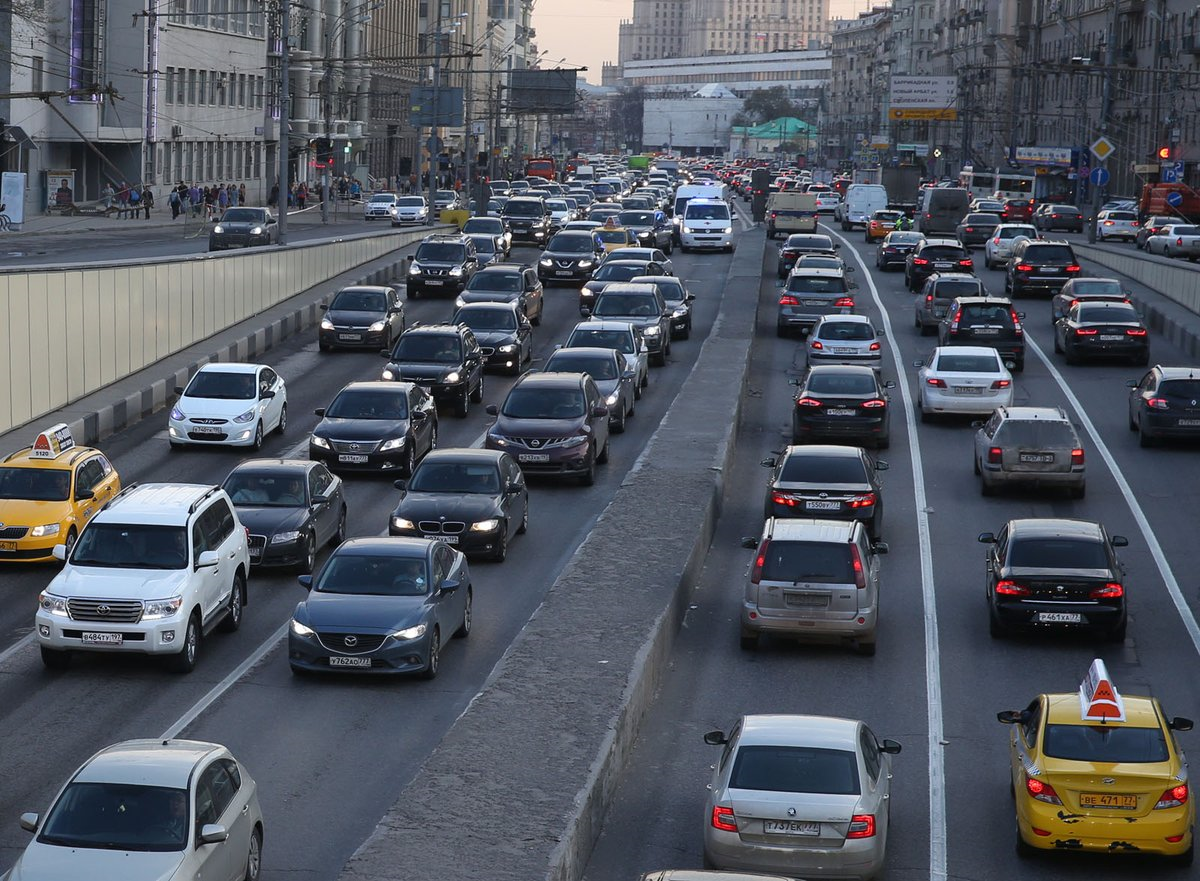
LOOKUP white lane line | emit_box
[160,623,289,740]
[824,225,948,881]
[1024,333,1200,653]
[0,632,35,667]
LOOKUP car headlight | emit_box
[643,325,661,336]
[470,518,501,532]
[392,623,427,640]
[213,224,225,234]
[408,261,421,275]
[443,371,461,384]
[250,226,264,235]
[170,406,186,421]
[143,595,184,620]
[381,369,397,381]
[271,531,302,544]
[369,320,387,332]
[320,318,335,330]
[454,296,466,308]
[449,267,463,276]
[539,258,553,267]
[391,517,415,531]
[487,432,508,447]
[605,392,620,406]
[672,306,688,318]
[498,344,516,353]
[290,618,315,637]
[30,523,60,537]
[722,227,733,234]
[565,435,589,446]
[233,408,257,424]
[578,260,593,268]
[39,592,69,617]
[311,435,331,449]
[380,436,407,452]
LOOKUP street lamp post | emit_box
[276,0,291,244]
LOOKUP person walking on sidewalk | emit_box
[239,182,247,206]
[168,186,181,219]
[296,182,308,210]
[189,183,202,218]
[268,182,279,209]
[127,185,141,220]
[100,182,115,214]
[141,185,154,219]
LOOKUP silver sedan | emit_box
[703,714,900,880]
[805,315,884,371]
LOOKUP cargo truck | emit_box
[881,166,922,215]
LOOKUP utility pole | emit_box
[322,26,334,224]
[1087,0,1118,243]
[277,0,291,244]
[426,4,442,226]
[463,47,474,218]
[143,0,161,187]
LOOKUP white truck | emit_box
[836,184,888,231]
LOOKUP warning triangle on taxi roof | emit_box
[1079,658,1125,723]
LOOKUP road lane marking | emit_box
[824,225,948,881]
[0,632,35,668]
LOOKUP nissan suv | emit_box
[36,483,251,673]
[406,234,478,297]
[380,324,486,418]
[1005,239,1081,297]
[937,296,1026,371]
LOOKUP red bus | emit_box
[524,157,556,180]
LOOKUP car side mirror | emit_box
[19,813,39,833]
[196,550,219,569]
[912,359,924,368]
[883,380,896,389]
[267,217,277,225]
[1016,312,1026,319]
[75,490,94,501]
[297,575,313,590]
[1125,379,1138,388]
[760,457,777,468]
[846,266,856,272]
[879,739,901,755]
[833,242,841,249]
[1170,717,1194,732]
[978,532,996,543]
[1111,535,1129,548]
[623,370,636,380]
[440,578,461,593]
[580,307,592,318]
[485,404,499,416]
[592,404,609,418]
[740,536,759,549]
[872,542,889,555]
[380,349,394,358]
[314,408,326,417]
[310,494,328,505]
[874,460,889,471]
[703,729,728,746]
[319,304,329,311]
[996,710,1022,724]
[260,390,275,399]
[971,419,985,428]
[198,824,229,845]
[52,544,67,561]
[686,293,696,301]
[506,482,522,494]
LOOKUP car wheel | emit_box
[876,433,889,449]
[455,386,470,418]
[612,408,627,434]
[1069,482,1086,500]
[532,306,542,327]
[455,588,473,637]
[973,454,981,475]
[275,403,287,435]
[579,447,597,486]
[1012,359,1024,373]
[1053,333,1063,354]
[219,573,245,632]
[471,374,484,403]
[990,607,1007,639]
[319,342,331,352]
[1106,618,1127,643]
[168,613,201,673]
[420,628,441,679]
[517,498,529,534]
[244,828,263,881]
[251,421,264,451]
[40,646,71,670]
[633,379,642,401]
[740,628,759,651]
[1129,410,1139,431]
[332,507,347,546]
[491,527,508,562]
[776,322,788,338]
[641,369,649,389]
[1136,349,1150,366]
[403,444,418,478]
[298,532,317,574]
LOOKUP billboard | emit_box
[889,75,957,121]
[410,87,464,127]
[507,69,577,114]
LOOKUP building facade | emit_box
[685,0,829,56]
[619,48,829,101]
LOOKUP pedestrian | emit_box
[217,185,229,214]
[268,182,279,208]
[116,182,129,218]
[168,186,181,219]
[127,184,141,220]
[297,182,307,210]
[349,178,361,201]
[238,183,247,206]
[204,186,217,221]
[100,182,114,213]
[189,183,202,217]
[141,185,154,219]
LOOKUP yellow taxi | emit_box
[998,659,1194,864]
[595,217,637,254]
[866,210,905,241]
[0,424,120,562]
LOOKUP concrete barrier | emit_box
[339,228,767,881]
[0,226,448,435]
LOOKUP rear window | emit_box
[786,276,849,294]
[1023,245,1076,262]
[1070,280,1123,296]
[1007,537,1108,569]
[998,227,1036,239]
[817,321,874,341]
[1160,379,1200,398]
[1052,207,1082,216]
[932,280,984,298]
[993,420,1077,447]
[806,373,877,395]
[1168,226,1200,236]
[1107,211,1137,221]
[730,746,860,795]
[780,454,868,484]
[921,246,966,260]
[787,235,834,250]
[1077,305,1139,323]
[760,540,854,584]
[963,213,1000,224]
[1042,724,1168,764]
[960,304,1013,326]
[934,353,1000,373]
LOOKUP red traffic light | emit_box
[1157,146,1171,160]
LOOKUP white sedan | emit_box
[1145,223,1200,260]
[914,345,1013,420]
[169,363,287,450]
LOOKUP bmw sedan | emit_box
[309,381,437,476]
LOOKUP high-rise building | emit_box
[618,0,689,65]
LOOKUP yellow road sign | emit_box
[890,108,958,121]
[1090,136,1115,161]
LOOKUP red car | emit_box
[1000,199,1034,222]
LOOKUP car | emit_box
[208,207,277,250]
[777,233,839,278]
[563,320,649,397]
[1127,365,1200,446]
[588,205,623,225]
[388,449,528,561]
[760,444,887,539]
[914,272,986,335]
[451,301,533,375]
[612,245,674,276]
[484,372,611,486]
[405,234,479,297]
[914,346,1014,420]
[563,219,602,232]
[168,363,287,450]
[905,238,973,291]
[814,190,842,214]
[363,191,399,220]
[542,346,637,433]
[804,315,883,371]
[223,459,346,572]
[865,209,903,241]
[10,739,264,881]
[955,212,1002,247]
[462,216,511,256]
[309,380,438,475]
[1005,239,1082,297]
[0,424,119,562]
[537,230,605,284]
[594,220,639,255]
[1135,215,1175,249]
[874,230,924,270]
[456,263,544,325]
[1054,300,1149,365]
[37,483,250,673]
[467,232,502,266]
[997,660,1194,862]
[777,268,856,337]
[984,223,1038,269]
[618,209,674,252]
[999,198,1034,223]
[501,196,552,245]
[979,519,1128,639]
[389,195,429,226]
[791,365,894,448]
[702,714,900,877]
[1145,223,1200,260]
[970,198,1005,214]
[632,274,694,339]
[579,258,666,311]
[1050,277,1129,325]
[544,198,573,229]
[937,295,1025,370]
[973,406,1085,497]
[794,254,849,273]
[585,283,671,366]
[433,189,460,211]
[1032,203,1083,233]
[379,324,485,418]
[318,285,406,351]
[1095,209,1139,241]
[289,537,471,677]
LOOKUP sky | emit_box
[531,0,869,85]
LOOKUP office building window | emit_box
[69,0,102,100]
[32,56,44,91]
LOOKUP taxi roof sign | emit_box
[1079,658,1125,723]
[29,424,76,460]
[603,217,619,228]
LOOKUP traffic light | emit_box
[1157,146,1171,160]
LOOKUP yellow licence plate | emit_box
[0,541,17,552]
[1080,792,1139,810]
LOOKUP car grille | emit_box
[315,632,389,654]
[423,268,450,276]
[0,526,29,539]
[67,598,144,623]
[556,259,577,268]
[331,324,370,331]
[418,521,466,534]
[330,439,382,454]
[190,417,229,425]
[507,436,576,449]
[187,431,230,441]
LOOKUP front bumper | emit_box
[680,232,732,249]
[389,523,503,556]
[209,234,270,249]
[481,346,523,371]
[168,421,259,446]
[509,226,548,244]
[309,440,411,472]
[0,532,63,562]
[408,275,468,294]
[248,534,308,568]
[539,263,594,282]
[319,327,390,349]
[288,629,432,674]
[487,439,592,478]
[36,610,191,656]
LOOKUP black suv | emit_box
[915,273,986,336]
[407,234,478,297]
[938,296,1026,371]
[537,230,605,284]
[1005,239,1081,297]
[379,323,485,417]
[905,238,974,291]
[501,197,552,245]
[978,518,1129,641]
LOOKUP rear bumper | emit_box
[979,466,1084,490]
[1017,801,1191,857]
[992,598,1124,631]
[922,387,1012,414]
[704,820,884,881]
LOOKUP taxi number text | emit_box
[1080,793,1138,810]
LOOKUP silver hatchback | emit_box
[805,315,883,370]
[973,406,1085,498]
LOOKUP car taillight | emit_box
[965,226,974,232]
[913,257,929,265]
[990,379,1011,389]
[992,237,1001,245]
[987,446,1003,464]
[771,492,798,508]
[850,546,867,589]
[711,805,739,831]
[1104,220,1114,226]
[995,579,1030,596]
[1126,328,1147,337]
[847,814,876,838]
[1015,263,1034,272]
[1090,582,1124,599]
[834,297,855,308]
[1051,213,1059,218]
[1010,310,1023,331]
[1075,327,1097,335]
[927,377,947,388]
[810,340,824,350]
[779,294,800,306]
[861,399,886,409]
[783,250,798,258]
[1132,220,1140,227]
[1066,264,1081,273]
[959,258,973,267]
[869,341,881,351]
[1155,784,1189,810]
[925,293,934,304]
[847,492,876,509]
[770,211,777,219]
[1071,448,1085,465]
[749,540,768,585]
[1146,396,1169,409]
[1026,776,1062,805]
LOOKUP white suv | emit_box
[169,363,287,450]
[984,223,1038,269]
[37,484,251,673]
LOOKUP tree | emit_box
[732,86,802,128]
[610,85,645,151]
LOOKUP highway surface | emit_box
[581,222,1200,881]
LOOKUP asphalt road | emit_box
[581,222,1200,881]
[0,233,744,881]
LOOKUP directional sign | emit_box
[1167,191,1184,208]
[1090,136,1115,161]
[1090,167,1110,187]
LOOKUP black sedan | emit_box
[875,230,924,270]
[388,448,529,561]
[1127,365,1200,446]
[1050,277,1129,326]
[222,459,347,572]
[208,207,277,251]
[955,212,1001,248]
[450,302,532,375]
[288,537,471,677]
[579,259,665,311]
[456,265,544,325]
[309,381,438,475]
[777,233,839,279]
[761,444,888,539]
[319,285,406,351]
[1054,300,1149,365]
[632,275,694,339]
[791,365,895,448]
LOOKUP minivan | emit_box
[838,184,888,231]
[679,198,733,252]
[916,186,971,235]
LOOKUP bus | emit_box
[958,166,1035,201]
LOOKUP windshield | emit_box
[963,214,999,224]
[457,308,517,331]
[467,272,522,292]
[589,183,616,196]
[369,194,395,203]
[225,471,309,506]
[1043,724,1168,763]
[993,421,1077,447]
[221,208,263,223]
[805,373,878,395]
[546,200,568,212]
[416,243,466,262]
[315,553,429,596]
[569,329,634,354]
[39,783,190,852]
[0,467,71,501]
[502,387,585,419]
[816,321,874,341]
[71,523,188,569]
[184,370,256,400]
[730,746,860,795]
[409,461,500,494]
[594,293,659,317]
[392,335,462,363]
[780,454,868,484]
[1008,537,1108,569]
[594,264,644,281]
[469,235,497,254]
[933,353,1001,373]
[786,276,848,294]
[547,233,594,253]
[396,197,425,207]
[619,211,656,226]
[326,389,408,420]
[463,218,500,233]
[1168,226,1200,236]
[597,229,631,243]
[546,354,618,380]
[1078,305,1139,323]
[503,201,543,217]
[685,204,729,220]
[330,289,386,312]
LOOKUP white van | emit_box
[672,182,728,241]
[572,165,595,184]
[839,184,888,231]
[680,197,734,252]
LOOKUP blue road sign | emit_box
[1090,167,1110,187]
[1167,191,1184,207]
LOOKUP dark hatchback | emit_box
[579,259,666,311]
[319,285,406,351]
[955,212,1002,247]
[380,325,485,418]
[1050,277,1129,325]
[938,296,1026,371]
[537,231,605,284]
[761,444,888,539]
[389,448,528,562]
[1127,366,1200,446]
[777,233,839,278]
[309,381,438,476]
[875,230,924,270]
[906,239,974,291]
[451,302,532,375]
[208,207,277,250]
[223,459,346,572]
[457,264,544,325]
[1005,240,1082,297]
[791,365,894,448]
[587,283,671,366]
[1054,301,1149,365]
[979,518,1128,641]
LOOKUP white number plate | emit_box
[802,299,827,306]
[1038,612,1082,624]
[826,408,856,416]
[805,500,841,510]
[338,333,362,341]
[1019,453,1054,463]
[518,453,550,463]
[954,386,983,395]
[424,279,444,286]
[832,347,856,354]
[426,534,458,544]
[934,262,952,269]
[82,632,124,645]
[973,327,1000,335]
[329,656,372,667]
[764,820,820,836]
[338,454,369,464]
[192,426,222,435]
[1178,419,1200,427]
[555,270,574,276]
[1099,334,1124,341]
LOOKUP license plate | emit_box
[338,333,362,341]
[555,270,573,276]
[1179,419,1200,427]
[426,534,458,544]
[1038,612,1082,624]
[338,454,369,464]
[329,656,372,667]
[1099,335,1123,341]
[248,547,262,560]
[82,632,124,645]
[518,453,550,463]
[0,541,16,552]
[826,408,856,416]
[832,347,856,354]
[801,299,827,306]
[805,500,841,511]
[954,386,983,395]
[1080,792,1138,810]
[192,425,222,435]
[764,820,820,836]
[934,262,952,269]
[1040,268,1062,273]
[424,279,444,286]
[785,594,829,608]
[1020,453,1054,463]
[973,327,1000,335]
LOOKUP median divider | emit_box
[339,228,767,881]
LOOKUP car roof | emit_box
[929,272,980,282]
[737,714,861,749]
[1006,517,1104,541]
[455,301,519,313]
[335,536,431,556]
[952,296,1013,306]
[1043,693,1160,727]
[920,238,962,247]
[806,364,878,377]
[599,259,656,269]
[74,739,226,788]
[514,371,587,390]
[932,345,1000,358]
[815,314,872,325]
[997,405,1069,421]
[1155,366,1200,380]
[546,346,619,360]
[477,264,526,274]
[787,267,844,277]
[420,448,506,466]
[782,444,862,459]
[598,282,660,295]
[194,362,262,375]
[765,517,859,543]
[405,323,465,336]
[335,285,394,295]
[229,458,314,474]
[100,484,220,524]
[2,445,102,469]
[337,380,413,393]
